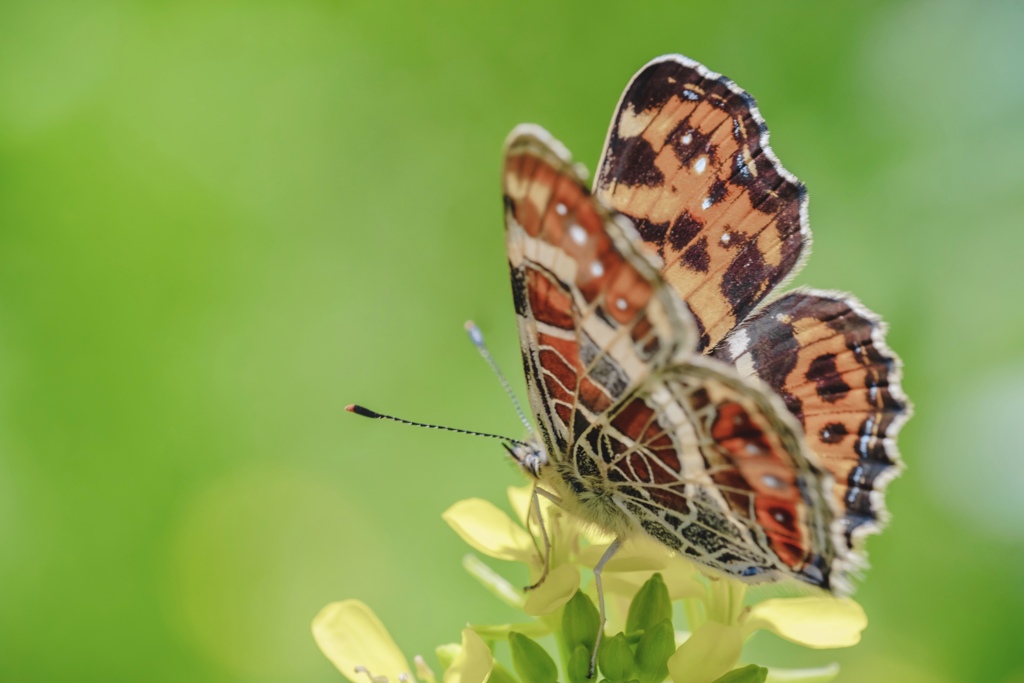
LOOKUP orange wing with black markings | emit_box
[712,290,910,553]
[595,55,809,352]
[584,359,844,588]
[503,125,850,590]
[503,124,698,456]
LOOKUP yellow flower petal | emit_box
[601,564,705,602]
[766,663,841,682]
[507,484,567,538]
[443,628,493,683]
[415,656,438,683]
[667,621,743,683]
[522,563,580,616]
[443,499,535,562]
[436,644,459,672]
[743,597,867,649]
[577,538,669,572]
[312,600,412,683]
[506,485,534,526]
[706,577,748,625]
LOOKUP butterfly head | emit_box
[503,439,548,478]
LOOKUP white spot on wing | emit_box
[721,232,731,245]
[615,297,628,311]
[735,153,752,179]
[681,132,693,145]
[728,329,756,379]
[570,224,587,245]
[701,197,712,210]
[858,416,875,458]
[727,329,750,358]
[590,261,604,277]
[555,202,567,216]
[695,157,707,174]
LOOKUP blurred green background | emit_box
[1,0,1022,681]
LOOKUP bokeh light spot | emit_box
[925,365,1024,542]
[164,466,396,678]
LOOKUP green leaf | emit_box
[488,662,522,683]
[470,621,552,640]
[711,664,769,683]
[509,632,558,683]
[567,644,592,683]
[634,620,673,683]
[562,590,600,651]
[598,632,634,683]
[626,573,671,636]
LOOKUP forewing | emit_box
[595,55,809,352]
[502,124,698,460]
[576,358,843,589]
[712,290,910,555]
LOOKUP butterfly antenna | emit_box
[346,404,533,449]
[464,320,534,432]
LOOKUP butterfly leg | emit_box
[524,486,553,591]
[535,487,563,507]
[590,536,623,678]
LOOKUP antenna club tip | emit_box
[464,320,484,345]
[346,404,380,418]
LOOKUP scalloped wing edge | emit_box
[594,53,814,312]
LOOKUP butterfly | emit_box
[349,53,910,677]
[501,54,910,604]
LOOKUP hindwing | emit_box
[712,290,910,552]
[576,359,844,588]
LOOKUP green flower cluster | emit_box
[502,577,767,683]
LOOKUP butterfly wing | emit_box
[581,357,845,589]
[712,290,911,555]
[595,55,809,352]
[503,126,847,590]
[503,124,698,458]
